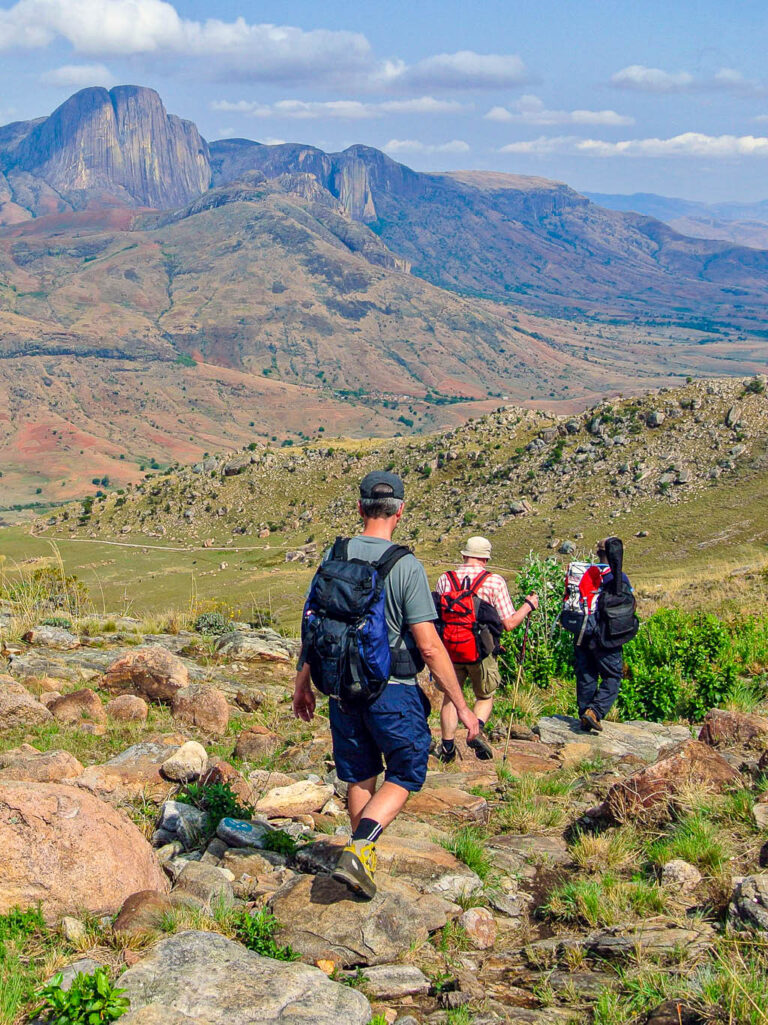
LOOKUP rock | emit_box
[75,735,184,804]
[270,873,456,967]
[153,800,208,850]
[645,1001,704,1025]
[118,930,371,1024]
[173,862,234,909]
[0,746,83,782]
[0,781,168,920]
[646,410,665,427]
[602,740,740,822]
[459,907,497,949]
[725,405,740,428]
[558,541,576,555]
[102,647,188,702]
[661,859,702,893]
[223,456,251,476]
[47,688,106,725]
[360,965,430,1000]
[486,834,570,877]
[161,741,208,783]
[754,801,768,830]
[60,916,88,944]
[106,695,149,723]
[215,630,298,663]
[729,874,768,932]
[216,817,272,848]
[172,684,229,735]
[113,890,173,937]
[22,626,80,649]
[120,1008,198,1025]
[406,787,489,824]
[255,781,334,818]
[528,919,713,963]
[52,958,107,992]
[535,716,691,764]
[699,708,768,750]
[234,726,280,761]
[0,676,53,729]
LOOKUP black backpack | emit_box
[300,538,423,708]
[594,537,639,650]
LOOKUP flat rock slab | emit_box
[75,735,185,804]
[119,930,370,1024]
[527,918,714,963]
[0,747,83,782]
[535,716,691,763]
[360,964,430,999]
[405,786,489,824]
[486,834,571,876]
[270,873,456,966]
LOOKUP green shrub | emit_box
[40,616,73,630]
[229,908,297,961]
[176,781,253,833]
[193,611,230,635]
[261,829,299,857]
[34,967,128,1025]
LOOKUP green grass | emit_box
[0,906,57,1025]
[645,813,731,873]
[441,827,493,882]
[541,872,670,928]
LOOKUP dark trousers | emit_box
[574,643,623,721]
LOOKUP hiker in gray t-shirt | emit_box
[293,471,479,899]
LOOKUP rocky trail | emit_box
[2,619,768,1023]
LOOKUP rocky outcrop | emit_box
[102,647,189,702]
[536,716,691,764]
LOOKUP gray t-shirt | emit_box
[319,536,436,683]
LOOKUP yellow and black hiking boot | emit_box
[332,841,377,900]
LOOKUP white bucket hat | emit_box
[461,536,492,560]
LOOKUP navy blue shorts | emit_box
[329,682,432,792]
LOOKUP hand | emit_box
[292,679,316,722]
[525,593,539,613]
[458,705,480,742]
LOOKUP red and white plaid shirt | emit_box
[435,564,516,622]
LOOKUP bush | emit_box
[261,829,299,857]
[40,616,73,630]
[176,781,253,833]
[34,967,128,1024]
[0,566,88,616]
[193,611,230,636]
[229,908,297,961]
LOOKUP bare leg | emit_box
[347,779,410,832]
[474,696,493,725]
[440,690,459,741]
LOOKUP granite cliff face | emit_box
[0,86,210,218]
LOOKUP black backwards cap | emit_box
[359,470,405,501]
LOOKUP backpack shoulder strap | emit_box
[373,543,412,581]
[468,570,490,595]
[446,570,463,591]
[329,537,349,561]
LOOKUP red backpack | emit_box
[435,571,501,664]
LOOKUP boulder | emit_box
[161,742,208,783]
[660,859,702,894]
[75,736,185,804]
[535,716,690,764]
[118,930,371,1024]
[22,626,80,649]
[698,709,768,750]
[406,786,489,824]
[172,684,229,735]
[107,695,149,723]
[601,740,740,822]
[172,862,234,909]
[0,745,83,782]
[102,647,188,702]
[0,676,53,730]
[458,907,497,949]
[270,873,456,967]
[120,1008,198,1025]
[360,965,430,1000]
[113,890,174,937]
[645,1002,704,1025]
[215,630,298,663]
[216,817,272,849]
[47,688,106,725]
[153,800,208,850]
[0,781,168,920]
[255,780,334,818]
[729,874,768,932]
[234,726,280,761]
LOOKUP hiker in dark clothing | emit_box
[576,537,636,733]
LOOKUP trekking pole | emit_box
[503,616,531,763]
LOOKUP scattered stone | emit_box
[75,736,184,804]
[558,541,575,555]
[234,726,280,761]
[255,780,334,818]
[172,862,234,909]
[459,907,497,949]
[106,695,149,723]
[22,626,80,649]
[52,958,107,992]
[172,684,230,735]
[102,647,189,702]
[535,716,690,764]
[153,801,208,851]
[216,817,273,849]
[646,410,665,427]
[729,874,768,932]
[47,688,106,725]
[361,965,430,1000]
[113,890,174,937]
[60,916,88,944]
[271,873,456,967]
[660,859,702,893]
[0,676,53,730]
[601,740,740,822]
[0,781,168,920]
[0,746,83,782]
[215,630,298,663]
[161,741,208,783]
[118,930,371,1024]
[698,708,768,750]
[645,1001,704,1025]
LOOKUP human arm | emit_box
[292,664,316,721]
[501,593,539,632]
[409,620,480,741]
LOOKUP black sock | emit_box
[442,738,456,752]
[478,719,485,731]
[352,817,383,843]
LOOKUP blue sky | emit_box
[0,0,766,201]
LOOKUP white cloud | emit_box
[211,95,470,120]
[384,138,470,155]
[500,132,768,158]
[386,50,529,91]
[611,63,764,95]
[41,62,114,87]
[485,94,633,126]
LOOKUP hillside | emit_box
[16,375,766,621]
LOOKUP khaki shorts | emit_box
[453,656,501,699]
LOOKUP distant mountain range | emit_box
[1,85,767,508]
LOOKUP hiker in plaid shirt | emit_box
[434,536,538,761]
